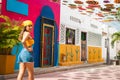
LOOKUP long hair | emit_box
[18,26,26,41]
[18,20,33,41]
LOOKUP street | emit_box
[7,65,120,80]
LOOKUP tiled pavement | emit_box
[9,65,120,80]
[1,62,105,79]
[1,62,120,80]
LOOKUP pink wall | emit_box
[2,0,60,37]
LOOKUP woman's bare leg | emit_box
[26,62,34,80]
[17,63,26,80]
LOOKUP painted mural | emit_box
[59,44,83,66]
[1,0,60,70]
[88,46,104,63]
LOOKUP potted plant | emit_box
[111,31,120,65]
[0,15,22,74]
[111,31,120,48]
[114,50,120,65]
[116,50,120,59]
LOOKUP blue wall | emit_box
[34,6,59,67]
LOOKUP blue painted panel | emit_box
[34,17,41,67]
[6,0,28,16]
[53,23,59,66]
[11,43,23,70]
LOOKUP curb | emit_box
[1,62,106,79]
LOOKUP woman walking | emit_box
[17,20,34,80]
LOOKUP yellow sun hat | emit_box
[22,20,33,27]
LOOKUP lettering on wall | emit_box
[70,16,81,24]
[6,0,28,16]
[91,24,98,29]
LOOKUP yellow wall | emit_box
[88,46,104,63]
[59,45,104,65]
[59,44,83,66]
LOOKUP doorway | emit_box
[81,32,87,62]
[41,23,54,67]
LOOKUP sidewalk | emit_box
[1,62,106,79]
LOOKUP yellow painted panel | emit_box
[59,44,82,66]
[88,46,104,63]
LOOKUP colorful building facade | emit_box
[1,0,120,70]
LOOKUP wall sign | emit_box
[70,16,81,24]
